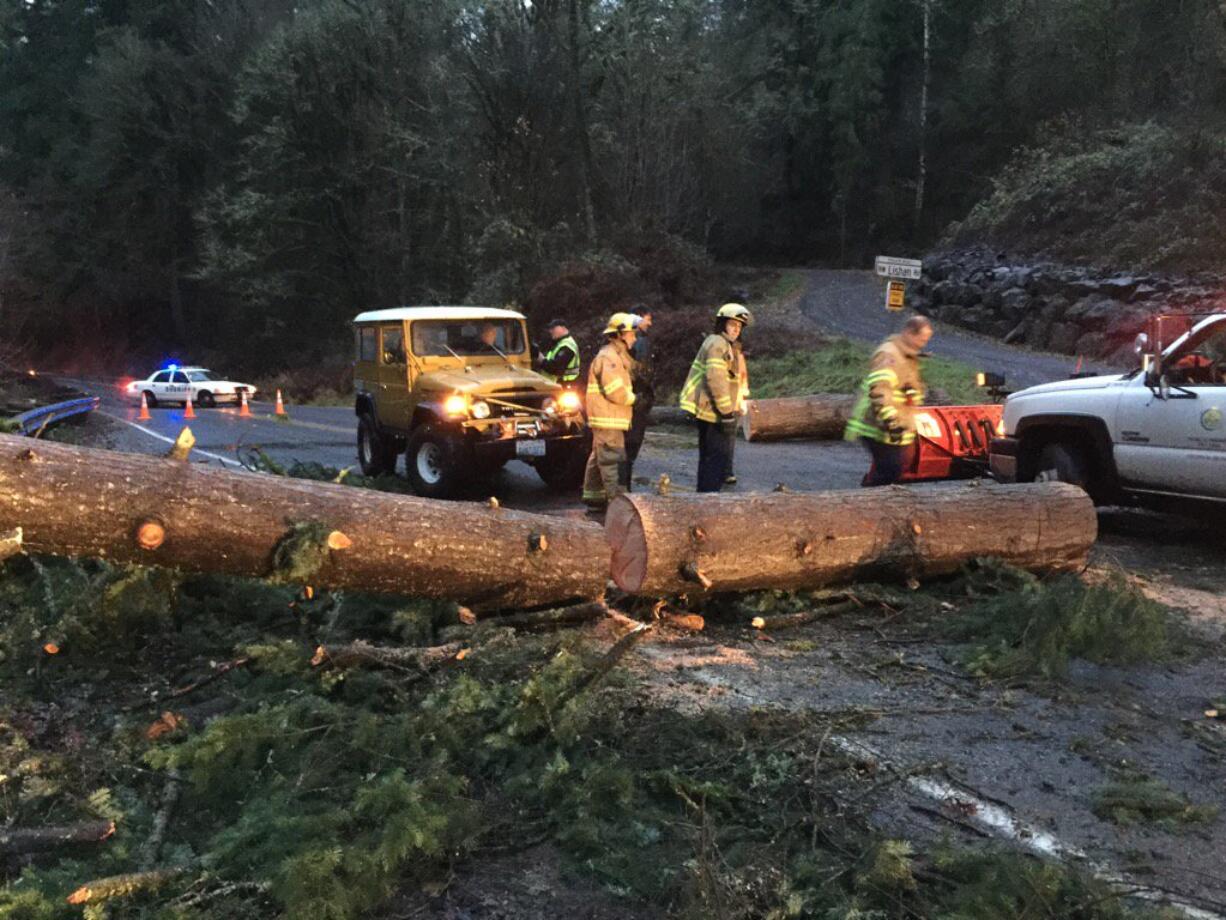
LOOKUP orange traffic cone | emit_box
[274,389,287,417]
[138,391,151,421]
[184,392,196,420]
[238,388,252,418]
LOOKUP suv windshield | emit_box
[411,319,525,357]
[186,371,216,382]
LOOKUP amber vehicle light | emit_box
[443,394,468,417]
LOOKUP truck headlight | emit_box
[976,371,1006,389]
[443,394,468,417]
[558,391,582,413]
[471,400,491,420]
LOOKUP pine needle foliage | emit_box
[941,563,1177,680]
[1092,777,1219,829]
[0,558,1184,919]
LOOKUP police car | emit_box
[125,366,256,408]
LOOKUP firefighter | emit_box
[724,338,750,485]
[844,315,933,486]
[679,303,752,492]
[582,312,637,512]
[622,305,654,490]
[537,319,581,386]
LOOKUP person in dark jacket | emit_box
[621,305,654,489]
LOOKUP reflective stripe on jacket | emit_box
[541,335,580,383]
[679,333,736,423]
[844,335,926,445]
[586,339,636,430]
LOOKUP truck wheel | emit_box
[406,424,462,498]
[357,415,399,476]
[1034,442,1089,489]
[535,438,588,491]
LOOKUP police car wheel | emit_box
[406,424,461,498]
[142,390,158,408]
[197,391,216,408]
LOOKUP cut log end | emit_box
[136,520,165,551]
[606,497,648,594]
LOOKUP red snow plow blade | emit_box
[867,404,1004,483]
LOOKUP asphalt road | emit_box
[800,268,1115,389]
[59,270,1110,507]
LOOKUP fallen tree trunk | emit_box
[0,433,606,612]
[741,394,856,442]
[0,820,115,856]
[742,390,957,442]
[606,482,1096,597]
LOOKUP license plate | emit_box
[516,439,546,458]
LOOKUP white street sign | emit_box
[875,255,923,280]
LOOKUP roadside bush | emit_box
[948,121,1226,270]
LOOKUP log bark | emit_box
[742,390,956,443]
[0,820,115,856]
[606,482,1096,597]
[741,394,857,442]
[477,600,609,631]
[750,600,857,631]
[0,434,606,612]
[312,640,467,671]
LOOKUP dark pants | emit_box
[697,419,732,492]
[621,399,652,489]
[724,427,736,479]
[860,437,915,487]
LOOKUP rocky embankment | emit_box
[914,248,1225,363]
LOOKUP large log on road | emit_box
[741,390,957,442]
[741,394,856,442]
[606,482,1096,596]
[0,434,606,612]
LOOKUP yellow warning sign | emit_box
[885,280,906,312]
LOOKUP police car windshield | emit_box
[411,320,524,357]
[186,371,216,382]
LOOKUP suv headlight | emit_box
[471,400,491,420]
[443,394,468,417]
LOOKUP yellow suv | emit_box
[353,306,589,497]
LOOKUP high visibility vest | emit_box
[844,336,925,446]
[679,333,737,423]
[542,335,580,383]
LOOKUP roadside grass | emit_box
[1092,776,1219,829]
[750,338,985,403]
[0,555,1181,920]
[939,563,1183,681]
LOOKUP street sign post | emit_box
[874,255,923,280]
[885,280,906,312]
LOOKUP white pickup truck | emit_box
[990,313,1226,506]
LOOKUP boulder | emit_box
[956,283,983,307]
[1074,331,1110,358]
[1097,277,1139,300]
[1104,306,1150,339]
[1000,287,1030,321]
[1047,322,1082,354]
[1065,295,1118,331]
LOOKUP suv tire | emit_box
[358,415,399,476]
[406,424,463,498]
[1034,442,1089,490]
[534,438,588,491]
